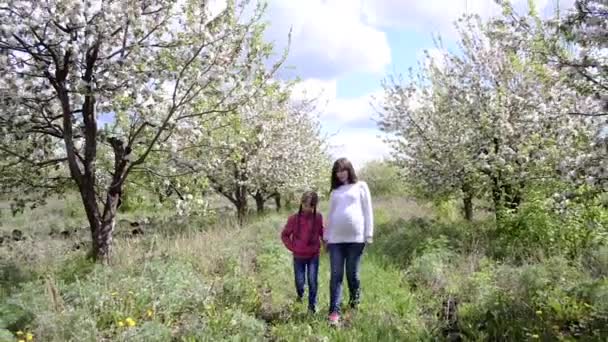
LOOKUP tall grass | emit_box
[1,195,607,341]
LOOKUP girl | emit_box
[324,158,374,325]
[281,191,324,313]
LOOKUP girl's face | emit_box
[301,199,315,213]
[336,169,349,184]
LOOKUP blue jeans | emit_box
[328,243,366,314]
[293,256,319,311]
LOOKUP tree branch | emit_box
[207,175,238,206]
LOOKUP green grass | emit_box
[250,228,426,341]
[1,196,607,341]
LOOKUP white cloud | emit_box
[323,90,383,126]
[293,84,387,170]
[264,0,391,79]
[289,79,388,167]
[290,78,337,104]
[328,128,391,170]
[290,78,381,127]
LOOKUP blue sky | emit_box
[259,0,575,169]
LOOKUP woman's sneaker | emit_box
[328,312,340,326]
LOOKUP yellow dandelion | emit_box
[125,317,136,327]
[16,331,24,336]
[147,309,154,317]
[26,333,34,341]
[117,320,124,327]
[18,340,25,342]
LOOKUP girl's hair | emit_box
[330,157,358,190]
[296,191,319,246]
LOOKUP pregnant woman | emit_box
[324,157,374,325]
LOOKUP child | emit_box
[281,191,324,313]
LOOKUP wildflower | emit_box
[26,333,34,341]
[531,334,540,339]
[18,340,25,342]
[117,320,124,327]
[125,317,136,327]
[147,309,154,317]
[535,310,542,315]
[16,331,24,336]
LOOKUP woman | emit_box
[324,157,374,325]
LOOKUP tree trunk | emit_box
[77,179,118,264]
[461,184,474,221]
[503,183,522,211]
[88,137,129,263]
[236,200,248,225]
[285,193,294,211]
[491,137,504,224]
[79,182,102,259]
[463,195,473,221]
[254,191,265,214]
[93,190,121,263]
[491,175,504,224]
[209,178,249,226]
[273,192,282,212]
[492,178,522,216]
[235,185,248,225]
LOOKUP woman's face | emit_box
[336,169,349,184]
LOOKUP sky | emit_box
[259,0,576,170]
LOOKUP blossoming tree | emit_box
[0,0,284,262]
[379,9,594,221]
[179,82,328,223]
[551,0,607,191]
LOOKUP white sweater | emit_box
[325,181,374,244]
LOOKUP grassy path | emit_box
[247,216,428,341]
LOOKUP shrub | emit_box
[358,160,408,197]
[494,189,608,260]
[2,256,217,341]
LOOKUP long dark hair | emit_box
[330,157,358,191]
[296,191,319,246]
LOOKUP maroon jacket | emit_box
[281,212,324,258]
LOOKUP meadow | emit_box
[1,194,606,341]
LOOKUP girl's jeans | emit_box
[293,255,319,311]
[327,243,365,314]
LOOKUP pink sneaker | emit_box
[328,312,340,326]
